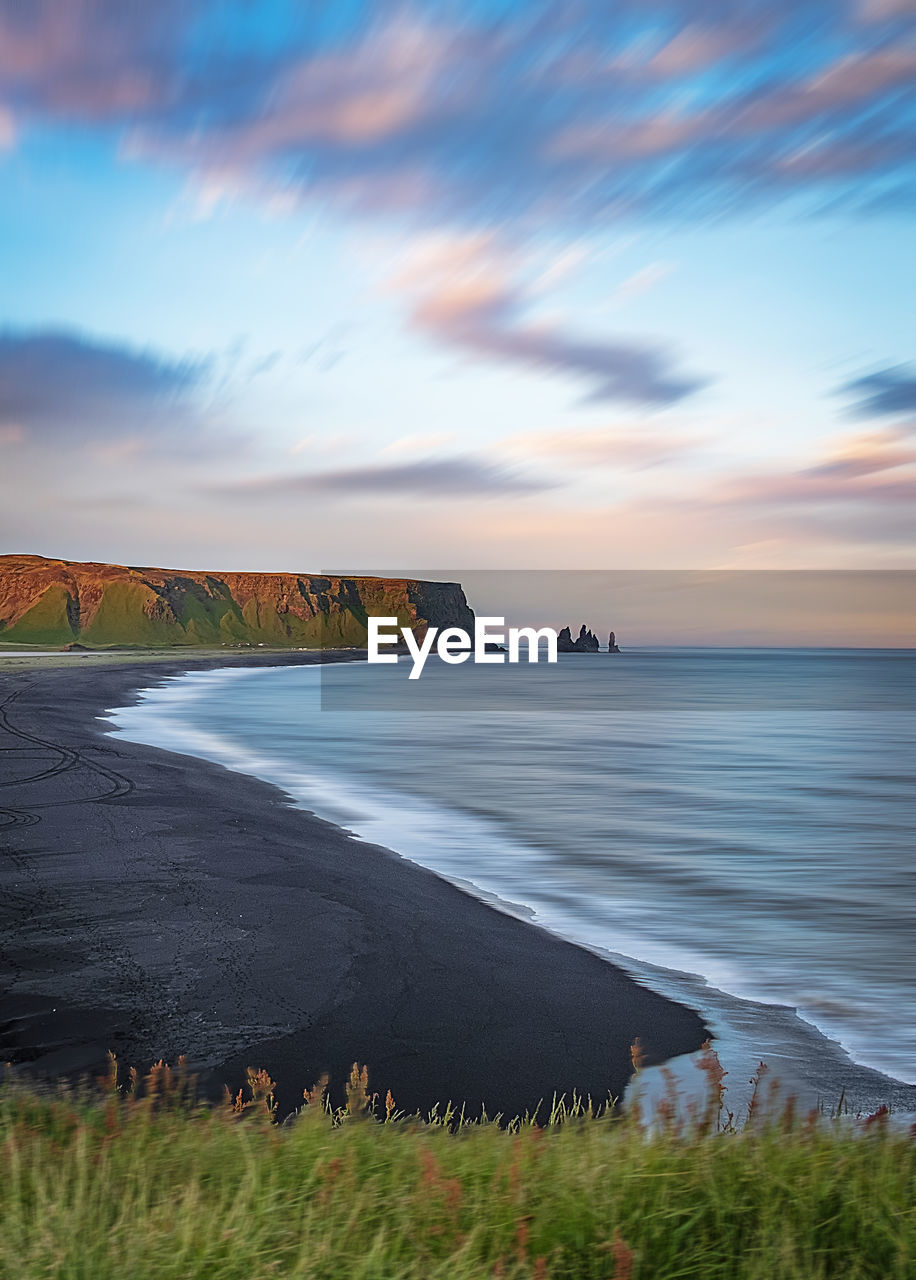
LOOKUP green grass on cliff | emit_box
[0,584,385,649]
[1,1062,912,1280]
[0,587,75,645]
[81,582,182,647]
[0,567,443,650]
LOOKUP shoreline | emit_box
[110,660,916,1118]
[0,650,708,1119]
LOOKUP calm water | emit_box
[109,650,916,1091]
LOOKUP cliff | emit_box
[0,556,475,650]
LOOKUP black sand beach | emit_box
[0,653,708,1119]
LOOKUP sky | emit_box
[1,0,916,573]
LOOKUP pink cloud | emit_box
[681,425,916,552]
[499,425,703,470]
[397,236,705,406]
[3,3,916,230]
[0,105,15,148]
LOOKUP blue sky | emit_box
[1,0,915,570]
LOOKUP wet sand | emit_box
[0,652,708,1118]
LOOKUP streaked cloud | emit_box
[213,455,556,500]
[1,2,914,571]
[415,297,705,407]
[0,328,208,442]
[4,2,916,230]
[499,426,704,470]
[0,1,187,120]
[859,0,916,20]
[381,432,456,456]
[396,235,705,405]
[0,105,14,148]
[806,426,916,477]
[841,365,916,417]
[610,263,674,305]
[700,423,916,546]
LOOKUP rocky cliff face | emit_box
[0,556,475,649]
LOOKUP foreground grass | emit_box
[1,1059,913,1280]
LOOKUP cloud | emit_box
[381,431,455,456]
[399,236,705,405]
[0,105,14,148]
[859,0,916,19]
[419,305,705,406]
[806,426,916,476]
[499,426,704,469]
[0,328,209,443]
[723,462,916,508]
[4,2,916,230]
[212,454,556,500]
[247,350,283,380]
[0,1,190,121]
[699,422,916,546]
[840,365,916,416]
[732,50,916,132]
[610,262,674,305]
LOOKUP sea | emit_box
[107,649,916,1111]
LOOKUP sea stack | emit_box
[557,625,600,653]
[608,631,620,653]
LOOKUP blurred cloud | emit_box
[3,2,916,231]
[702,422,916,539]
[499,426,704,470]
[381,432,456,456]
[0,328,209,443]
[733,50,916,131]
[247,350,283,380]
[0,105,14,148]
[610,263,674,305]
[396,234,705,405]
[841,365,916,416]
[2,2,915,570]
[212,455,556,500]
[858,0,916,19]
[414,293,705,406]
[806,426,916,477]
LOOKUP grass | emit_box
[0,578,415,649]
[1,1050,912,1279]
[1,587,75,645]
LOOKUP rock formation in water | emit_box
[557,624,600,653]
[0,555,474,650]
[556,625,621,652]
